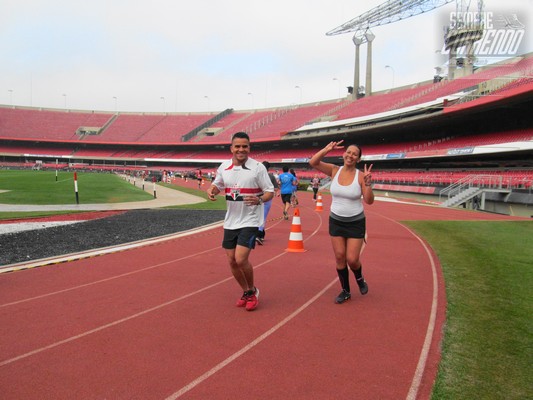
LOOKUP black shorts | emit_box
[329,216,366,239]
[281,193,292,204]
[222,227,258,249]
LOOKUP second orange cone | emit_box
[315,193,323,212]
[286,208,306,252]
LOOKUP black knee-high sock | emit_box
[337,267,350,292]
[352,265,363,281]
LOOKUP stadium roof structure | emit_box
[327,0,487,89]
[326,0,458,96]
[326,0,454,38]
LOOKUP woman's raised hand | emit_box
[363,163,373,186]
[324,140,344,153]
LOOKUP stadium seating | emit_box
[332,83,435,120]
[0,108,112,141]
[245,101,345,140]
[138,114,214,143]
[199,110,278,143]
[0,54,531,194]
[373,169,533,189]
[1,55,530,146]
[1,128,530,163]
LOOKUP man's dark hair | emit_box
[232,131,250,141]
[282,165,289,172]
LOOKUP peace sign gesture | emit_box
[323,140,344,153]
[363,163,373,187]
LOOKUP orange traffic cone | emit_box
[286,208,306,252]
[315,193,323,212]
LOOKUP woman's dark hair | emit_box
[289,168,296,177]
[345,143,362,157]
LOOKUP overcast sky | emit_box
[1,0,531,113]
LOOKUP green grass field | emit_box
[0,170,153,206]
[159,182,227,211]
[0,170,531,398]
[406,220,532,400]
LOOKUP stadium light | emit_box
[247,92,254,109]
[204,95,210,113]
[62,93,67,109]
[8,89,13,106]
[333,78,341,98]
[113,96,118,112]
[385,65,395,89]
[160,96,166,112]
[295,85,302,104]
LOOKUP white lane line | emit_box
[0,250,290,367]
[404,226,439,400]
[0,214,293,307]
[0,246,220,308]
[166,211,345,399]
[367,211,440,400]
[0,275,233,367]
[165,279,338,400]
[0,207,324,374]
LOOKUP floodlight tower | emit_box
[445,0,484,79]
[327,0,455,98]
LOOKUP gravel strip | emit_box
[0,220,85,235]
[0,209,226,266]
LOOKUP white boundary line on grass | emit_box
[373,214,440,400]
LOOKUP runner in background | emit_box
[278,166,297,220]
[289,168,299,206]
[256,161,280,245]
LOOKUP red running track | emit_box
[0,191,524,399]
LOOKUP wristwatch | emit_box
[258,196,264,205]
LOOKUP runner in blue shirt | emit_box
[278,165,297,220]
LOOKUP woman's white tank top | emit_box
[330,166,364,218]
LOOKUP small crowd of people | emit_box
[206,132,374,311]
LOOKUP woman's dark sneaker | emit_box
[356,277,368,295]
[335,289,351,304]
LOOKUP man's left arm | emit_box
[261,190,274,203]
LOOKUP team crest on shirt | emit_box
[230,185,241,201]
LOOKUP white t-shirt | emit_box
[330,166,364,218]
[212,158,275,229]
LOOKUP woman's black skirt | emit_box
[329,216,366,239]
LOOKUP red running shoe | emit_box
[245,287,260,311]
[236,292,249,307]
